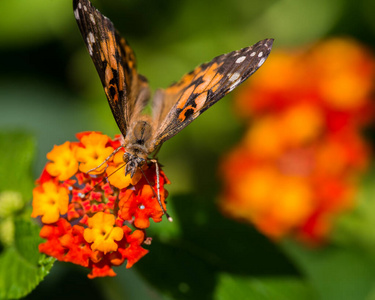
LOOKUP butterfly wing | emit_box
[152,39,274,147]
[73,0,150,136]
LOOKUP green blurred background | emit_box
[1,0,375,299]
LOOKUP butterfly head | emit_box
[123,152,146,178]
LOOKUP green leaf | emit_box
[333,168,375,256]
[0,131,35,202]
[214,274,316,300]
[0,218,54,299]
[282,240,375,300]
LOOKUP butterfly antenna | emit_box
[87,145,124,174]
[141,161,173,222]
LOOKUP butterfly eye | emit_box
[123,152,130,163]
[136,157,146,166]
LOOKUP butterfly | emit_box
[73,0,273,217]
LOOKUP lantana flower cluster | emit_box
[32,132,169,278]
[220,38,374,243]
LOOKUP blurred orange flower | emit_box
[32,132,169,278]
[220,38,374,243]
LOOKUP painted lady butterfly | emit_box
[73,0,273,217]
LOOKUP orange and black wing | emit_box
[152,39,274,147]
[73,0,150,136]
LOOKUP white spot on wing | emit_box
[83,5,88,11]
[229,79,241,92]
[78,2,82,9]
[74,9,80,20]
[235,56,246,63]
[250,51,256,57]
[88,32,95,44]
[258,51,263,57]
[86,32,95,56]
[87,43,93,56]
[90,14,96,24]
[258,57,266,67]
[228,72,241,82]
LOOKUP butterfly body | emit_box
[73,0,273,178]
[122,117,154,177]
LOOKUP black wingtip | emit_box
[73,0,79,10]
[256,38,274,55]
[262,38,274,48]
[266,38,274,52]
[267,38,274,47]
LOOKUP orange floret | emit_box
[84,212,124,254]
[31,181,69,224]
[75,132,114,174]
[46,141,79,181]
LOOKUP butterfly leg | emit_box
[149,159,173,222]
